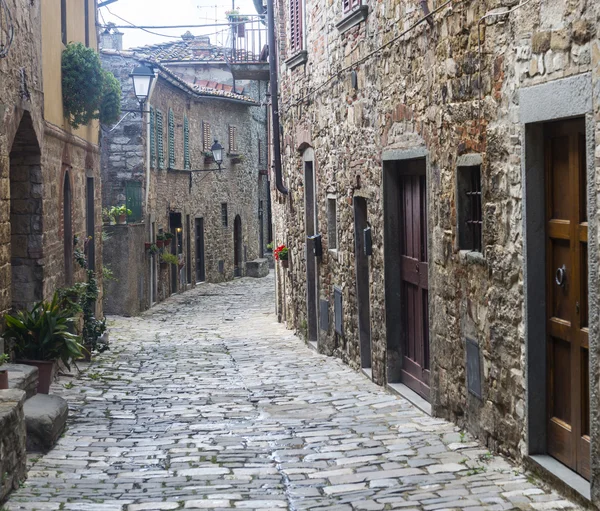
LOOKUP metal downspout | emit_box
[267,0,288,195]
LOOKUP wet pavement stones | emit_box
[4,273,582,510]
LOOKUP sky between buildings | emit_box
[99,0,258,49]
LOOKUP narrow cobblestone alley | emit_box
[4,274,581,511]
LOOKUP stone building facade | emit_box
[270,0,600,502]
[0,0,102,318]
[100,33,270,315]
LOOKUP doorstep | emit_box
[361,367,373,380]
[387,382,432,416]
[526,455,592,508]
[307,341,318,352]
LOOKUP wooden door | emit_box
[354,197,372,369]
[234,215,242,277]
[195,218,205,283]
[399,167,430,399]
[545,119,590,480]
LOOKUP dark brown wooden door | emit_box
[399,169,430,399]
[545,119,590,480]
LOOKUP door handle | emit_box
[555,265,567,287]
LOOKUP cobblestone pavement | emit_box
[5,273,581,510]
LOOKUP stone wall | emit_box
[0,389,27,503]
[272,0,600,484]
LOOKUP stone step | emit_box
[246,258,270,278]
[6,364,39,398]
[23,394,68,453]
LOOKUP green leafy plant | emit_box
[102,265,116,282]
[108,205,132,218]
[164,232,175,240]
[4,294,85,370]
[148,244,159,255]
[266,242,273,251]
[62,43,122,128]
[160,253,179,266]
[274,244,289,261]
[0,353,9,367]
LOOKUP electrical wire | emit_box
[282,0,455,111]
[103,6,188,38]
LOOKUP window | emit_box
[125,181,143,223]
[156,110,165,169]
[202,121,212,152]
[228,125,238,154]
[258,139,263,166]
[221,203,228,227]
[149,107,156,169]
[327,198,337,250]
[289,0,304,54]
[183,115,191,170]
[168,108,175,169]
[343,0,361,12]
[61,0,67,45]
[457,165,482,252]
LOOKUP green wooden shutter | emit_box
[157,110,165,169]
[125,181,143,223]
[149,106,156,169]
[184,115,191,170]
[168,108,175,169]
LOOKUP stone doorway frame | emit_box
[521,73,597,501]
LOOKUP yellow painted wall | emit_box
[42,0,99,144]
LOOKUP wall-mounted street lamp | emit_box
[118,64,156,116]
[211,140,224,170]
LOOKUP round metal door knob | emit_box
[555,265,567,287]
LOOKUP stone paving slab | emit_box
[4,273,583,510]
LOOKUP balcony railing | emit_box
[226,16,268,64]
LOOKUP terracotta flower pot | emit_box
[17,360,55,394]
[156,240,166,248]
[117,214,127,225]
[281,259,289,268]
[0,370,8,390]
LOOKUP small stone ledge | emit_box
[0,389,27,503]
[285,50,308,70]
[458,250,486,266]
[24,394,68,453]
[336,5,369,35]
[7,363,39,398]
[245,258,269,278]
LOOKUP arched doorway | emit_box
[63,171,73,285]
[9,112,44,310]
[234,215,242,277]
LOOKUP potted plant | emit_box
[109,205,132,225]
[274,244,289,268]
[0,353,10,390]
[266,242,273,252]
[164,232,175,245]
[156,233,167,248]
[160,252,179,269]
[4,293,85,394]
[146,243,159,254]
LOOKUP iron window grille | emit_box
[168,108,175,169]
[343,0,361,13]
[289,0,304,54]
[458,165,482,252]
[202,121,212,152]
[221,203,228,227]
[183,115,191,170]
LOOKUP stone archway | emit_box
[9,112,44,310]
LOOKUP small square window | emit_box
[343,0,361,13]
[457,165,482,252]
[221,203,228,227]
[327,198,337,250]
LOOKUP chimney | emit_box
[100,24,124,51]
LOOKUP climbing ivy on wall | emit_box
[62,43,122,128]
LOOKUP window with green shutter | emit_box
[156,110,165,170]
[149,106,156,169]
[184,115,191,170]
[168,108,175,169]
[125,181,143,223]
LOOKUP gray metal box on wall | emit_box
[320,299,329,332]
[334,287,343,336]
[466,338,482,399]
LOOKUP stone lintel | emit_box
[456,153,483,167]
[382,147,428,161]
[336,5,369,35]
[285,50,308,70]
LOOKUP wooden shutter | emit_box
[149,106,156,169]
[289,0,303,54]
[168,109,175,169]
[184,115,191,170]
[203,121,211,152]
[228,125,237,153]
[156,110,165,169]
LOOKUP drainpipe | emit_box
[267,0,288,195]
[144,70,159,213]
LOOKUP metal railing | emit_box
[226,16,268,64]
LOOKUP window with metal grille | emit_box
[228,125,238,154]
[125,181,143,223]
[202,121,212,152]
[156,110,165,169]
[258,139,263,165]
[327,198,337,250]
[343,0,361,12]
[168,108,175,169]
[221,203,228,227]
[184,115,191,170]
[149,107,156,169]
[289,0,304,54]
[457,165,482,252]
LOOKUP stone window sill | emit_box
[336,5,369,35]
[285,50,308,70]
[459,250,486,266]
